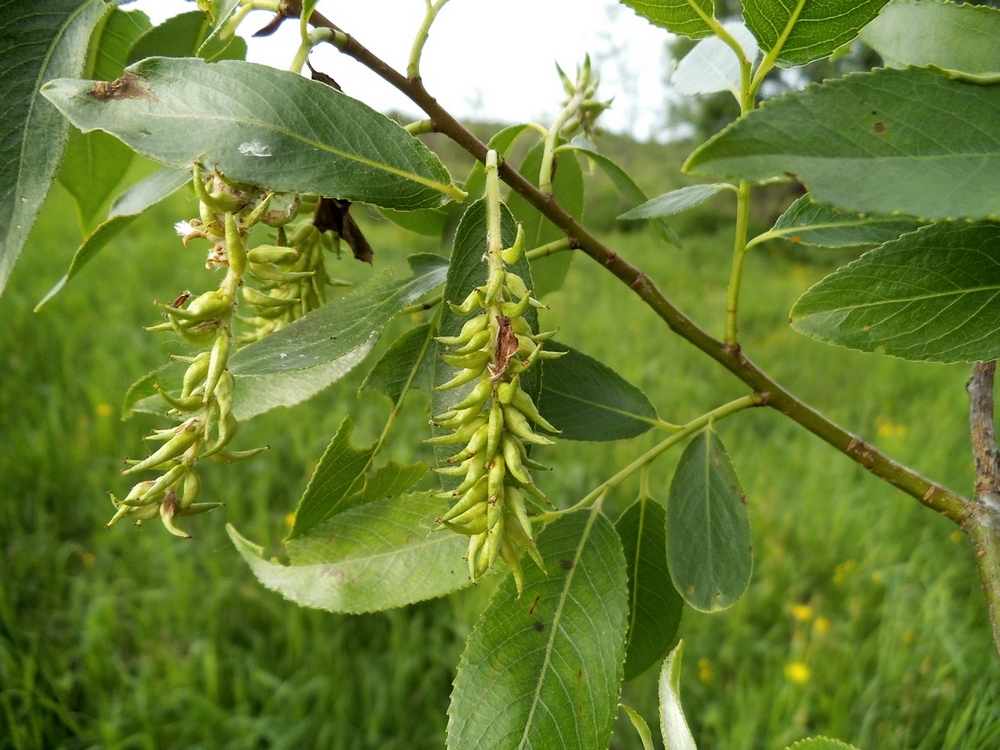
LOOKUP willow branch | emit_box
[966,362,1000,655]
[308,15,971,525]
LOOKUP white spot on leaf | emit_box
[239,140,272,157]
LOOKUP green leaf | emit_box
[763,196,924,248]
[621,705,656,750]
[447,511,629,750]
[432,200,538,473]
[36,167,191,309]
[42,57,463,209]
[659,641,697,750]
[126,10,246,64]
[378,206,451,237]
[790,221,1000,363]
[672,22,759,96]
[360,322,437,402]
[686,67,1000,221]
[619,184,732,221]
[784,740,862,750]
[0,0,112,297]
[228,491,472,613]
[507,141,584,296]
[92,7,151,81]
[229,254,448,420]
[666,429,751,612]
[617,498,683,681]
[861,0,1000,82]
[344,461,428,508]
[539,342,658,441]
[618,0,715,40]
[566,142,680,246]
[287,417,377,540]
[58,129,133,229]
[57,8,152,228]
[744,0,890,67]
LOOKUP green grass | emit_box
[2,176,998,749]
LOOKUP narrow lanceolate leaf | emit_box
[686,67,1000,221]
[42,57,463,209]
[229,254,448,420]
[287,417,377,540]
[619,0,715,39]
[539,343,658,441]
[667,429,751,612]
[743,0,890,67]
[433,200,537,472]
[861,0,1000,81]
[344,461,428,508]
[621,705,656,750]
[659,642,698,750]
[37,166,190,309]
[360,322,437,402]
[764,196,924,248]
[617,498,683,681]
[790,222,1000,363]
[784,740,862,750]
[58,7,150,228]
[567,143,679,246]
[0,0,111,297]
[672,22,759,96]
[619,184,732,221]
[228,492,472,614]
[507,141,584,296]
[447,511,629,750]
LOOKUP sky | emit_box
[127,0,676,141]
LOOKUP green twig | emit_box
[748,0,807,99]
[536,394,763,521]
[396,293,442,318]
[408,0,452,79]
[525,238,572,262]
[724,180,752,346]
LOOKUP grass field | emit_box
[2,169,999,748]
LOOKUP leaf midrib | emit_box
[517,508,602,750]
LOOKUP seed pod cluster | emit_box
[109,167,270,536]
[430,211,565,594]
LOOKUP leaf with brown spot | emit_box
[88,72,157,101]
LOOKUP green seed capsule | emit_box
[208,445,269,464]
[505,485,535,540]
[482,268,504,306]
[444,498,487,529]
[502,435,533,485]
[499,535,526,596]
[426,416,487,447]
[179,469,202,510]
[435,365,485,391]
[203,332,231,403]
[467,532,487,581]
[510,388,559,433]
[500,223,525,266]
[436,313,489,346]
[242,286,300,309]
[442,514,489,536]
[445,377,494,412]
[224,213,248,276]
[500,292,532,319]
[181,352,211,398]
[487,455,506,502]
[247,244,299,265]
[486,399,504,459]
[448,288,484,316]
[504,271,529,300]
[448,328,492,356]
[440,476,489,521]
[441,349,490,370]
[503,405,555,446]
[123,426,199,475]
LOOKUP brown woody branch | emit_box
[300,12,971,525]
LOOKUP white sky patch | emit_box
[126,0,675,141]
